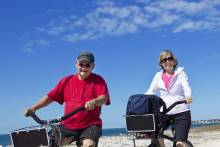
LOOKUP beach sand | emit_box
[186,124,220,147]
[5,124,220,147]
[69,124,220,147]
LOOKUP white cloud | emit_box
[47,26,66,35]
[35,39,50,46]
[173,20,220,33]
[23,47,33,53]
[64,31,101,43]
[155,0,209,14]
[33,0,220,43]
[22,39,50,53]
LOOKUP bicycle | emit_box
[125,94,193,147]
[10,107,85,147]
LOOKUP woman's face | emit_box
[160,56,175,74]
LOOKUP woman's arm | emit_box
[145,73,159,95]
[181,71,193,104]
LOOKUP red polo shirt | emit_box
[47,73,110,130]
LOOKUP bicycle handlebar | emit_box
[29,112,47,124]
[163,100,187,114]
[30,106,85,125]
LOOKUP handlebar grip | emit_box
[29,112,47,125]
[48,107,85,123]
[60,106,85,121]
[163,100,187,114]
[29,106,85,125]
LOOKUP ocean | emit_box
[0,123,219,146]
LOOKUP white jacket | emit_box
[145,67,192,115]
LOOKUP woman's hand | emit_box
[186,97,192,104]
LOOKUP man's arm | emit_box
[85,95,108,111]
[24,95,53,117]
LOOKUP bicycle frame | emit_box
[31,106,85,147]
[10,107,85,147]
[126,100,193,147]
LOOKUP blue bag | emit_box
[126,94,163,115]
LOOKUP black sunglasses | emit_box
[160,56,174,64]
[79,63,91,68]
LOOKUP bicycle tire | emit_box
[173,140,193,147]
[148,139,161,147]
[185,140,193,147]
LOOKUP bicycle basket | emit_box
[10,126,49,147]
[126,114,156,132]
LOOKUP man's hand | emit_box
[24,96,53,117]
[85,99,96,111]
[24,108,34,117]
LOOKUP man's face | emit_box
[76,60,94,79]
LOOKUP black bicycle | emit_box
[126,94,193,147]
[10,107,85,147]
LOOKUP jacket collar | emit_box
[160,67,184,77]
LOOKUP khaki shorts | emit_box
[57,124,101,146]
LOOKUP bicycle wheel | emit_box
[173,140,193,147]
[49,137,59,147]
[148,139,161,147]
[185,140,193,147]
[48,126,61,147]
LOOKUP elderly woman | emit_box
[145,49,192,147]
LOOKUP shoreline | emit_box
[190,123,220,132]
[98,124,220,147]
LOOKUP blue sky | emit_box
[1,0,220,134]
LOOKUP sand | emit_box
[5,124,220,147]
[96,124,220,147]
